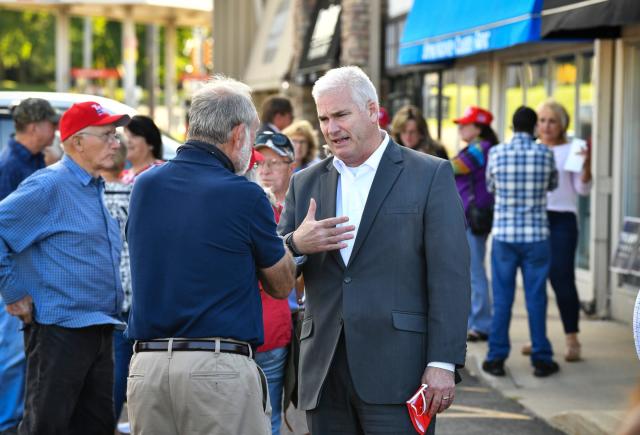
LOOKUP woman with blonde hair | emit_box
[390,105,448,159]
[533,99,592,362]
[282,119,320,171]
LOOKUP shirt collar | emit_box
[512,132,533,142]
[62,155,101,187]
[332,131,389,176]
[9,137,39,161]
[268,123,280,133]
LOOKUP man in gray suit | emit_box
[279,66,470,434]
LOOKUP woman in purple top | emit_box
[451,106,500,342]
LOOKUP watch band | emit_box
[285,232,303,257]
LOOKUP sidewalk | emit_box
[466,288,638,435]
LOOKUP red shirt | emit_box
[257,202,292,352]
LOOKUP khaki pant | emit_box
[127,341,271,435]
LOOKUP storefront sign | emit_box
[422,31,491,62]
[399,0,542,65]
[610,217,640,275]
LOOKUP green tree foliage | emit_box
[1,8,193,92]
[0,9,55,83]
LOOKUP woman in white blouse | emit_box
[530,99,592,362]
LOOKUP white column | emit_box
[145,25,159,119]
[192,27,204,74]
[55,7,71,92]
[83,17,93,68]
[165,20,177,135]
[592,39,615,319]
[122,10,137,107]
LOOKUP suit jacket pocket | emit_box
[392,311,427,333]
[383,205,419,214]
[300,317,313,340]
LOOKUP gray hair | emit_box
[188,75,258,144]
[311,66,378,110]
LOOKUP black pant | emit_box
[19,323,115,435]
[548,211,580,334]
[307,333,434,435]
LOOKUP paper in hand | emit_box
[563,138,587,173]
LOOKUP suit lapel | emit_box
[347,141,404,268]
[319,161,346,270]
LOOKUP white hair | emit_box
[188,75,258,145]
[311,66,379,111]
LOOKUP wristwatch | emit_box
[285,232,303,257]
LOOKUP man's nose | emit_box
[327,118,340,134]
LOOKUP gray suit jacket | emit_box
[278,139,470,410]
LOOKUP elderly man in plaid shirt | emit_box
[482,106,559,378]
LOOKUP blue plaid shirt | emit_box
[486,132,557,243]
[0,155,123,327]
[0,137,45,201]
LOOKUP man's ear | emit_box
[230,123,245,151]
[367,101,379,124]
[67,136,81,153]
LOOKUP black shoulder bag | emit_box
[467,170,494,235]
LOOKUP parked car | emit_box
[0,91,181,160]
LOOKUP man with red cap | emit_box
[0,101,129,434]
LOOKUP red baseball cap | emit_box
[249,149,264,170]
[454,106,493,126]
[59,101,131,142]
[378,106,390,129]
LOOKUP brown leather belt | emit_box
[134,339,252,358]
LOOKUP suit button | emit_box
[343,277,352,284]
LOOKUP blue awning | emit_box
[399,0,543,65]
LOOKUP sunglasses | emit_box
[255,132,293,151]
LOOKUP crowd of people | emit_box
[0,64,593,435]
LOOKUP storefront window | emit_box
[385,17,405,70]
[552,55,577,136]
[422,72,440,142]
[441,69,460,153]
[623,47,640,219]
[503,63,524,141]
[525,59,548,111]
[576,53,594,269]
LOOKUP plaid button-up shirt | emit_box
[486,132,557,243]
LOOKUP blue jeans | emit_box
[255,346,288,435]
[548,211,580,334]
[113,327,134,420]
[466,229,492,334]
[0,305,25,431]
[488,239,553,363]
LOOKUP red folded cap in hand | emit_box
[406,384,433,434]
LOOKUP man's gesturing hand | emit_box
[6,295,33,324]
[421,367,455,417]
[291,198,355,254]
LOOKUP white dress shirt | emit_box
[332,132,454,373]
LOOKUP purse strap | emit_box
[468,162,478,206]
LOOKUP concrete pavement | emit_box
[466,288,639,435]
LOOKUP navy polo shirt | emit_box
[0,137,45,201]
[125,145,285,346]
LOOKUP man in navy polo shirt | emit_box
[126,76,296,435]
